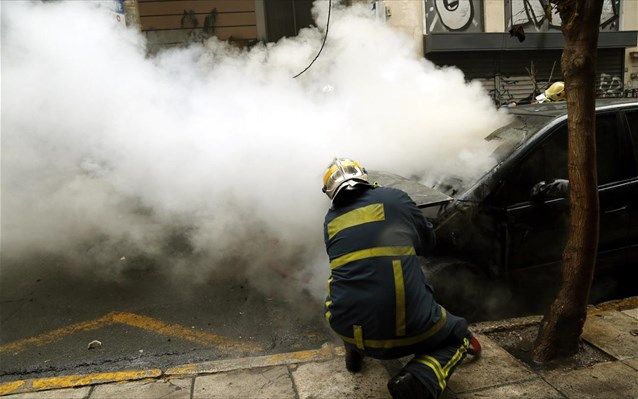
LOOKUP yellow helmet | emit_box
[322,158,370,200]
[545,81,565,102]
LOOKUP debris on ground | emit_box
[87,340,102,350]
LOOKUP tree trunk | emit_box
[531,0,603,363]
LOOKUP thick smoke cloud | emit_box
[1,1,509,297]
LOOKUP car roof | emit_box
[509,98,638,117]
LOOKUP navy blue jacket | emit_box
[324,186,445,354]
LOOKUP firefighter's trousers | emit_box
[344,312,470,398]
[402,334,470,398]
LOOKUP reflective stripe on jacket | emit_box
[323,186,439,349]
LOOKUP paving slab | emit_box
[542,361,638,399]
[291,357,391,399]
[89,377,191,399]
[2,386,90,399]
[582,310,638,360]
[622,308,638,320]
[623,357,638,371]
[455,378,564,399]
[193,365,294,399]
[447,334,535,394]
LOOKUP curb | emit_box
[0,344,338,396]
[2,296,635,396]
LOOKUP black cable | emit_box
[293,0,331,79]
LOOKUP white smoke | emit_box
[1,1,509,297]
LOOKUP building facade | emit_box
[381,0,638,104]
[123,0,637,103]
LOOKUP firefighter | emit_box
[321,158,481,399]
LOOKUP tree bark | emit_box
[531,0,603,363]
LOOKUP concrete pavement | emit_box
[1,299,636,398]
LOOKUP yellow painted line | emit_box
[0,311,261,355]
[165,344,335,376]
[0,344,336,395]
[32,369,162,390]
[0,369,161,396]
[110,312,262,352]
[0,380,25,396]
[0,314,113,353]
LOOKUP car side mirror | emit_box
[530,181,547,203]
[530,179,569,203]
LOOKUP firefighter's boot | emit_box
[344,346,363,373]
[467,335,482,357]
[387,371,433,399]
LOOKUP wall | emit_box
[621,0,638,89]
[484,0,504,32]
[135,0,258,52]
[124,0,141,28]
[382,0,425,55]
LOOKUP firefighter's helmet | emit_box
[322,158,370,200]
[535,81,566,103]
[545,81,566,102]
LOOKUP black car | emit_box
[371,99,638,318]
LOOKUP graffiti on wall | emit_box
[425,0,483,33]
[506,0,620,32]
[597,74,624,97]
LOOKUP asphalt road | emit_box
[2,253,635,383]
[0,256,333,382]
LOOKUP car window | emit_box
[494,125,568,206]
[595,113,632,185]
[625,110,638,174]
[492,112,630,206]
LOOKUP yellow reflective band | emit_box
[443,337,469,374]
[338,308,447,349]
[330,246,416,269]
[325,300,332,308]
[353,325,365,350]
[325,311,332,322]
[327,203,385,239]
[413,337,469,394]
[415,355,446,391]
[392,260,406,337]
[326,277,333,295]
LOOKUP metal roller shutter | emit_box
[426,49,624,103]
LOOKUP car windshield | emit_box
[434,114,554,196]
[486,114,553,163]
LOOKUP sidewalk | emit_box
[1,298,636,398]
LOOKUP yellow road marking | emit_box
[0,314,113,353]
[110,312,261,352]
[31,369,161,391]
[0,369,161,396]
[0,380,25,396]
[0,311,261,354]
[0,344,337,395]
[165,344,335,376]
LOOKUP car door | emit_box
[495,122,570,269]
[488,111,634,270]
[620,108,638,251]
[594,112,636,255]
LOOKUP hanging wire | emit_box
[293,0,332,78]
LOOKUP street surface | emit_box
[1,299,636,398]
[1,255,635,384]
[0,258,332,382]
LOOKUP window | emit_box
[491,111,632,206]
[625,110,638,176]
[595,113,631,185]
[493,124,568,206]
